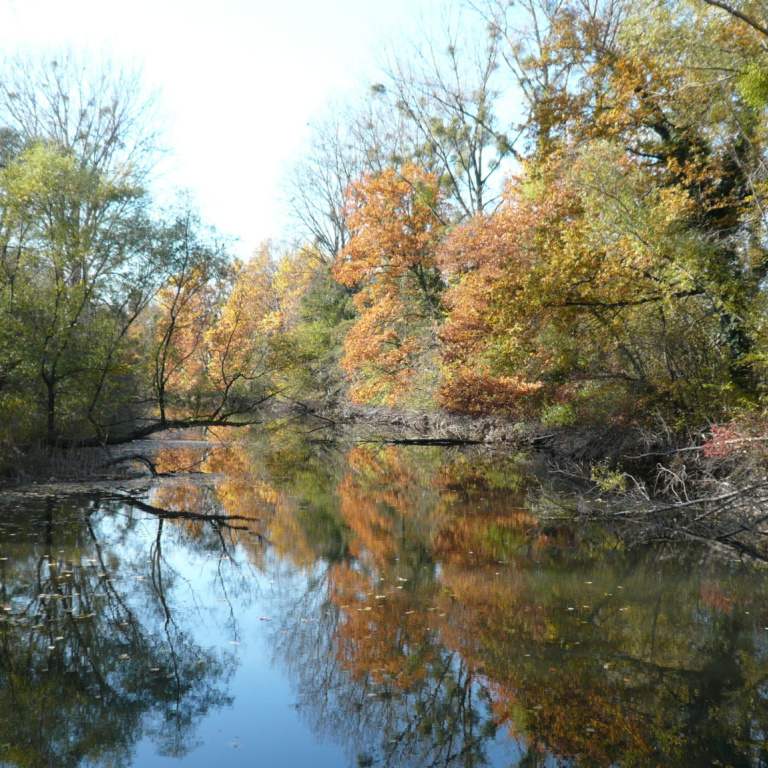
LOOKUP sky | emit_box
[0,0,434,258]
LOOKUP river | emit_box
[0,423,766,767]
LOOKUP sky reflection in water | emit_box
[1,426,767,767]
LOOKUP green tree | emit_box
[0,141,156,443]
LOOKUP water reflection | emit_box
[244,429,768,767]
[0,493,239,767]
[1,426,768,767]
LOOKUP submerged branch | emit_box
[101,454,160,476]
[357,437,485,446]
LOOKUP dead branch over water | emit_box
[545,453,768,563]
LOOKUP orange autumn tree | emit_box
[333,164,448,405]
[436,171,557,418]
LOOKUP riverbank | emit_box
[318,402,683,467]
[4,405,767,563]
[305,403,768,562]
[0,401,725,492]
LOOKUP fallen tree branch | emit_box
[357,437,485,446]
[49,415,263,449]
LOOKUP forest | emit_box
[1,0,768,473]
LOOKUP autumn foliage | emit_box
[4,0,768,461]
[333,164,446,405]
[260,0,768,430]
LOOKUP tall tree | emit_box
[333,165,447,405]
[0,140,157,443]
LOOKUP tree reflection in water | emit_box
[3,427,768,767]
[245,428,768,768]
[0,491,244,768]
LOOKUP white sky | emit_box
[0,0,435,258]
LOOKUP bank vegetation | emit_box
[3,1,768,517]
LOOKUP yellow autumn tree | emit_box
[437,143,735,423]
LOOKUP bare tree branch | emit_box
[702,0,768,38]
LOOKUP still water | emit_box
[1,425,768,767]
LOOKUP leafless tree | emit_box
[378,6,515,217]
[0,48,164,181]
[284,94,413,261]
